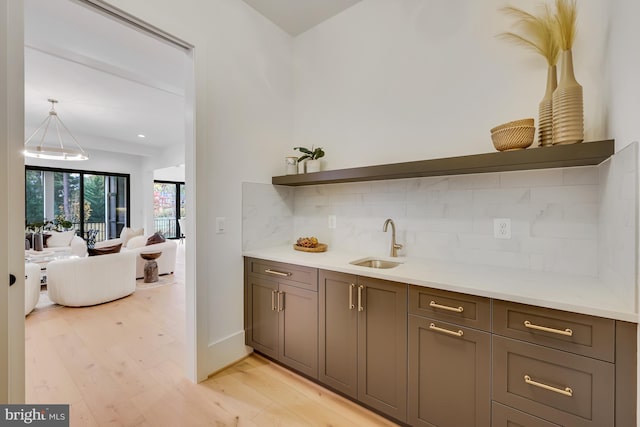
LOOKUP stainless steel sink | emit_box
[350,257,403,269]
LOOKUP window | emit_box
[154,180,185,239]
[25,166,130,242]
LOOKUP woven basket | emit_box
[491,125,535,151]
[490,118,535,134]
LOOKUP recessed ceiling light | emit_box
[137,134,146,138]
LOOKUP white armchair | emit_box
[25,262,41,315]
[46,251,136,307]
[46,234,87,257]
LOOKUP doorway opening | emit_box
[23,0,197,391]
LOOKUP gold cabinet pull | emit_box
[523,320,573,337]
[429,300,464,313]
[271,290,277,311]
[429,322,464,337]
[264,269,292,277]
[357,285,364,312]
[524,375,573,397]
[277,291,284,312]
[349,284,355,310]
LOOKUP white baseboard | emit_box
[201,330,251,380]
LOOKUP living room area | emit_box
[22,0,189,311]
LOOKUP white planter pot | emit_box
[306,159,321,173]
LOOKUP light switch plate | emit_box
[215,217,226,234]
[328,215,337,229]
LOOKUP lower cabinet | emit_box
[319,270,407,423]
[408,315,491,427]
[245,259,636,427]
[245,258,318,379]
[492,402,561,427]
[491,300,636,427]
[407,285,491,427]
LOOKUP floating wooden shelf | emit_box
[273,140,614,186]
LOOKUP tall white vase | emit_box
[538,65,557,147]
[552,49,584,145]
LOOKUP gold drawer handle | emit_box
[264,269,292,277]
[429,300,464,313]
[524,320,573,337]
[429,322,464,337]
[524,375,573,397]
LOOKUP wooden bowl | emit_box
[491,125,535,151]
[490,118,535,134]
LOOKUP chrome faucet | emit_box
[383,218,403,257]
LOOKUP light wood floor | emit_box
[25,244,398,426]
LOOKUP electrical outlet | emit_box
[494,218,511,239]
[215,217,226,234]
[328,215,337,229]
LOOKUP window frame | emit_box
[153,179,185,239]
[25,165,131,240]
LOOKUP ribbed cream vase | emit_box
[552,49,584,145]
[538,65,557,147]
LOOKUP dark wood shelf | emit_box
[273,140,614,186]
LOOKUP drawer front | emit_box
[409,285,490,331]
[247,258,317,291]
[493,336,614,427]
[492,402,561,427]
[493,300,615,362]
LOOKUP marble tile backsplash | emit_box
[242,183,294,251]
[243,143,637,287]
[598,143,638,305]
[293,167,601,275]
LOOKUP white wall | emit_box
[103,0,294,379]
[608,0,640,151]
[293,0,610,169]
[154,164,185,182]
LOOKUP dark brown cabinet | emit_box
[319,270,407,423]
[408,286,491,427]
[245,258,636,427]
[245,258,318,378]
[492,300,636,427]
[492,402,561,427]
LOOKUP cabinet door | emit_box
[319,270,358,398]
[408,315,490,427]
[358,277,407,423]
[492,402,561,427]
[246,274,279,359]
[278,283,318,378]
[493,335,614,427]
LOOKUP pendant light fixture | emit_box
[24,98,89,161]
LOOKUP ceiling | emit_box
[241,0,362,36]
[24,0,188,158]
[24,0,360,160]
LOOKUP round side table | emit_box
[140,251,162,283]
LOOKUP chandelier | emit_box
[24,99,89,161]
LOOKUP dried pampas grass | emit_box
[499,4,560,66]
[554,0,578,50]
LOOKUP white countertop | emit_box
[243,246,638,323]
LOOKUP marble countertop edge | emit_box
[243,246,638,323]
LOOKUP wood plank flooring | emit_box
[25,245,398,426]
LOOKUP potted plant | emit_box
[294,146,325,173]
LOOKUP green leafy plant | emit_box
[26,214,73,233]
[293,146,325,162]
[50,214,73,231]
